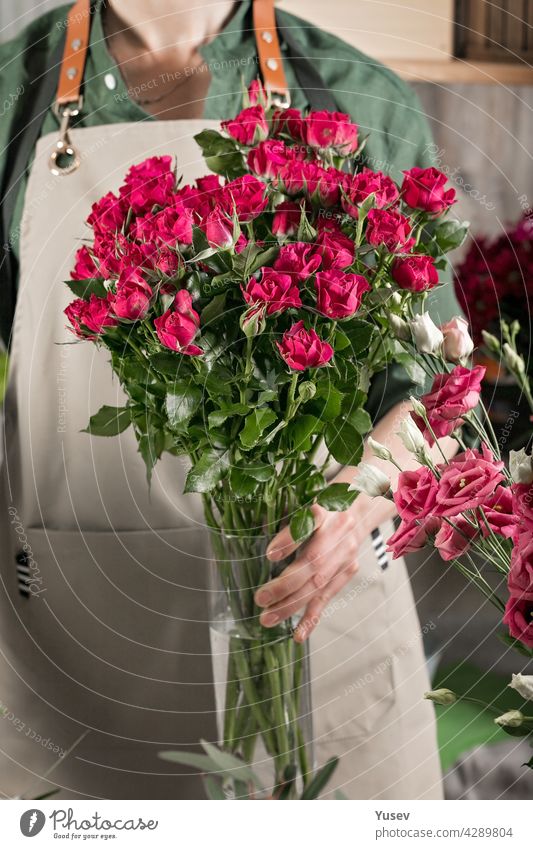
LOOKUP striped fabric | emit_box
[371,527,389,570]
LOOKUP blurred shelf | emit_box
[389,59,533,85]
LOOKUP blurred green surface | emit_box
[433,662,528,773]
[0,351,7,402]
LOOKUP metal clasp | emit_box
[48,99,83,176]
[269,90,291,110]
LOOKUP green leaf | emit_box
[83,405,131,437]
[312,383,344,422]
[149,352,183,377]
[138,427,165,485]
[199,740,260,784]
[229,467,259,497]
[300,757,339,799]
[316,482,358,512]
[288,414,321,452]
[208,402,249,428]
[65,277,107,299]
[165,384,202,429]
[290,507,315,544]
[523,756,533,770]
[240,461,274,482]
[239,408,277,449]
[325,419,364,466]
[184,450,230,493]
[204,776,228,799]
[200,293,227,326]
[342,320,374,356]
[346,407,372,435]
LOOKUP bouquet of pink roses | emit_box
[64,80,462,797]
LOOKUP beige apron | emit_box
[0,119,442,800]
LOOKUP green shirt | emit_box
[0,0,463,417]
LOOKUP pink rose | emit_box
[279,160,321,197]
[272,201,303,237]
[315,270,369,319]
[366,208,414,253]
[71,245,98,280]
[503,595,533,648]
[391,254,439,292]
[401,167,456,214]
[479,486,517,539]
[92,234,122,278]
[243,268,301,315]
[276,321,334,371]
[507,531,533,601]
[441,316,474,362]
[387,516,440,559]
[247,140,296,179]
[393,466,439,522]
[87,191,126,235]
[435,445,505,517]
[341,169,399,217]
[313,167,342,207]
[315,221,355,270]
[205,211,235,249]
[111,267,152,321]
[154,290,202,355]
[220,175,268,223]
[303,111,358,154]
[274,242,322,282]
[434,516,479,561]
[156,248,181,276]
[119,156,175,214]
[412,364,486,445]
[222,105,269,145]
[64,293,118,338]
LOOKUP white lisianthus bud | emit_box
[388,312,410,341]
[410,312,444,354]
[367,437,393,462]
[494,709,524,728]
[503,343,525,375]
[482,330,501,355]
[397,416,426,454]
[441,315,474,362]
[349,463,391,498]
[509,673,533,701]
[509,448,533,485]
[424,688,457,705]
[409,395,427,419]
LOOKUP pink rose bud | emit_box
[391,254,439,292]
[401,166,456,214]
[243,268,301,315]
[247,78,268,107]
[111,266,152,321]
[221,105,269,146]
[271,201,302,237]
[205,211,235,249]
[276,321,334,371]
[315,270,370,319]
[441,316,474,362]
[154,290,202,355]
[71,245,98,280]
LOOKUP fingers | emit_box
[258,578,317,627]
[293,562,358,642]
[265,503,327,563]
[255,555,316,609]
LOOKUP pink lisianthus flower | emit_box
[435,445,505,517]
[434,516,480,561]
[411,364,486,446]
[387,516,441,559]
[393,466,439,523]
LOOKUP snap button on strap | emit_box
[48,102,82,176]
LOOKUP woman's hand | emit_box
[254,503,363,642]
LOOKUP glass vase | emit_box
[208,531,314,799]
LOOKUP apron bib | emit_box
[0,119,443,800]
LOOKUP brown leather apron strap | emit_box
[252,0,290,107]
[55,0,92,107]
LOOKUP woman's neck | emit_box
[105,0,239,53]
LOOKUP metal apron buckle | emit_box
[49,100,83,176]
